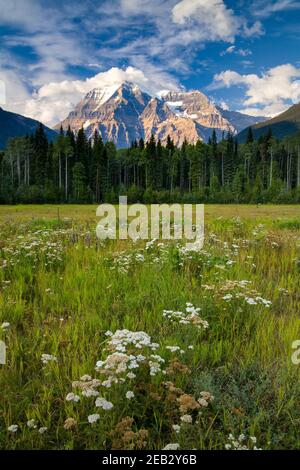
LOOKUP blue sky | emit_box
[1,0,300,126]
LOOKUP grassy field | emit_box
[0,204,300,450]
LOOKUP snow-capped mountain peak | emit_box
[85,85,120,109]
[56,81,268,147]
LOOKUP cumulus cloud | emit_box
[211,64,300,116]
[18,66,180,126]
[171,0,240,42]
[0,0,267,113]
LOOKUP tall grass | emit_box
[0,206,300,450]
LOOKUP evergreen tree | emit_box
[72,162,87,202]
[246,127,254,144]
[33,123,48,186]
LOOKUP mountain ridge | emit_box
[56,81,269,148]
[0,107,57,150]
[237,102,300,142]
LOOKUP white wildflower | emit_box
[95,397,114,410]
[41,354,57,365]
[66,393,80,403]
[172,424,181,434]
[163,443,180,450]
[7,424,18,433]
[88,414,100,424]
[38,427,48,434]
[80,374,92,381]
[27,419,37,429]
[82,388,99,398]
[198,398,208,407]
[180,414,193,424]
[166,346,181,353]
[126,372,136,379]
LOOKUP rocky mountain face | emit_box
[57,82,268,148]
[140,97,202,146]
[0,107,57,149]
[161,90,234,132]
[58,82,149,148]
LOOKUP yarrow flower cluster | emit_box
[38,427,48,434]
[95,329,163,381]
[41,354,57,365]
[27,419,37,429]
[163,443,180,450]
[1,228,66,270]
[7,421,48,434]
[66,392,80,403]
[202,280,272,309]
[66,329,164,426]
[225,433,262,450]
[7,424,18,433]
[163,303,209,330]
[198,391,214,407]
[95,397,114,410]
[222,293,272,307]
[88,414,100,424]
[107,250,146,274]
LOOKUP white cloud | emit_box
[237,48,252,57]
[243,21,264,37]
[239,102,289,117]
[120,0,159,15]
[211,64,300,116]
[0,0,49,31]
[219,100,229,110]
[16,66,180,126]
[0,0,266,108]
[172,0,239,42]
[220,45,236,56]
[0,67,31,110]
[0,0,94,89]
[0,80,6,105]
[253,0,300,18]
[220,45,252,57]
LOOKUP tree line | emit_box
[0,124,300,204]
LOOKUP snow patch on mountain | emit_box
[56,81,269,148]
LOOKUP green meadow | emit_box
[0,204,300,450]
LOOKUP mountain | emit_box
[57,82,150,148]
[161,92,268,140]
[237,102,300,142]
[161,90,234,138]
[0,107,57,149]
[217,108,268,134]
[57,81,268,148]
[140,97,203,146]
[57,82,203,147]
